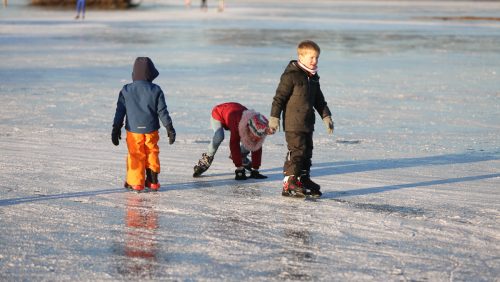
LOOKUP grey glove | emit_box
[323,116,334,134]
[166,123,176,145]
[269,116,280,133]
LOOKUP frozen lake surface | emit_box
[1,0,499,280]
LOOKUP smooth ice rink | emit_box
[1,0,499,280]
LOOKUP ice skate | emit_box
[193,153,214,177]
[300,175,322,198]
[282,175,305,198]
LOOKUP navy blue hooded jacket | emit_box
[113,57,173,134]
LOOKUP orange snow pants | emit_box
[126,130,160,186]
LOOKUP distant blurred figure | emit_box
[184,0,191,8]
[218,0,224,12]
[74,0,86,20]
[201,0,207,11]
[3,0,7,8]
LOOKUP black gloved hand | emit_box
[166,123,176,145]
[235,168,247,180]
[111,126,121,146]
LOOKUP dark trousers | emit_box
[283,131,313,176]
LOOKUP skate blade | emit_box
[193,166,206,177]
[281,191,306,198]
[304,189,322,198]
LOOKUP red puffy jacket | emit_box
[212,102,262,169]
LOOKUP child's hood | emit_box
[132,57,159,82]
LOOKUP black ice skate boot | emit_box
[300,173,322,198]
[146,168,160,191]
[193,153,214,177]
[282,175,306,198]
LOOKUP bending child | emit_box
[193,102,273,180]
[112,57,176,192]
[269,40,334,198]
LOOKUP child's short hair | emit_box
[297,40,321,56]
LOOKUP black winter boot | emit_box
[146,168,160,191]
[249,169,267,179]
[235,168,247,180]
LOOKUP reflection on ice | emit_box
[116,194,160,279]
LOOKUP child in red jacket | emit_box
[193,102,273,180]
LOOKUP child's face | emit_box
[247,127,263,143]
[298,50,319,69]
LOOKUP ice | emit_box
[0,0,499,280]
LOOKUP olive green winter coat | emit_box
[270,60,331,132]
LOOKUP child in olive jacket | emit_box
[112,57,176,192]
[269,40,334,198]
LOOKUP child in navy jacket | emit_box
[112,57,176,192]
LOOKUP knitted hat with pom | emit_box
[238,110,269,152]
[248,113,269,137]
